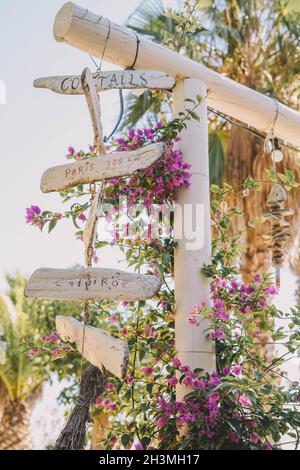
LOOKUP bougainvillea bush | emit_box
[24,101,300,450]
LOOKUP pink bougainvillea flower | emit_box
[229,432,240,444]
[172,357,181,368]
[145,326,156,336]
[259,297,267,308]
[222,366,231,376]
[188,315,197,325]
[215,311,230,321]
[127,376,134,385]
[167,377,178,387]
[264,285,279,296]
[106,383,115,392]
[142,366,154,376]
[263,442,272,450]
[49,332,59,343]
[68,146,75,154]
[27,348,40,358]
[109,436,117,445]
[26,206,41,224]
[51,348,64,359]
[78,213,87,222]
[155,416,168,428]
[209,372,221,386]
[250,432,260,444]
[107,314,118,324]
[192,379,206,390]
[232,364,243,376]
[211,327,226,341]
[239,395,252,408]
[134,443,144,450]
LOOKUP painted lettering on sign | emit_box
[24,268,161,302]
[34,71,175,95]
[41,142,165,193]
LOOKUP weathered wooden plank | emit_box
[56,316,129,378]
[40,142,165,193]
[24,268,161,302]
[53,2,300,148]
[83,186,103,267]
[81,67,106,155]
[33,70,175,95]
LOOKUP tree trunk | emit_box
[0,400,32,450]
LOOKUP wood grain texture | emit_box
[83,186,103,266]
[53,2,300,148]
[24,267,161,301]
[56,316,129,378]
[33,70,175,95]
[40,142,165,193]
[81,67,106,155]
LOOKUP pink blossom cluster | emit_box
[153,357,272,448]
[105,125,192,206]
[26,332,72,360]
[188,274,279,328]
[95,397,117,411]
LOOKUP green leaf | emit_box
[121,434,133,447]
[48,219,58,233]
[209,133,225,185]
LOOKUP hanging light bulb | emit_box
[271,138,283,162]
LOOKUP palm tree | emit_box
[123,0,300,367]
[0,274,82,450]
[124,0,300,283]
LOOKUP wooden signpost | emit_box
[24,267,161,302]
[83,186,103,267]
[40,142,165,193]
[34,70,175,95]
[56,316,129,378]
[81,67,106,155]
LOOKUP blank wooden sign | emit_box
[56,316,129,378]
[83,186,103,267]
[81,67,106,155]
[41,142,165,193]
[24,268,161,302]
[34,70,175,95]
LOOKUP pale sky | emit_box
[1,0,298,449]
[0,0,177,290]
[0,0,297,311]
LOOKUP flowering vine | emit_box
[23,95,300,450]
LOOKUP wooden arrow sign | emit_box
[81,67,106,155]
[34,70,175,95]
[24,268,161,302]
[56,316,129,378]
[40,142,165,193]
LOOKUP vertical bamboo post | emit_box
[173,78,215,400]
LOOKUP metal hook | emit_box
[103,89,124,143]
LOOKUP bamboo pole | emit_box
[173,79,215,401]
[53,2,300,148]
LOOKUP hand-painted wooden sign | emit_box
[40,142,165,193]
[56,316,129,378]
[24,268,161,302]
[83,186,103,267]
[81,67,106,155]
[34,70,175,95]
